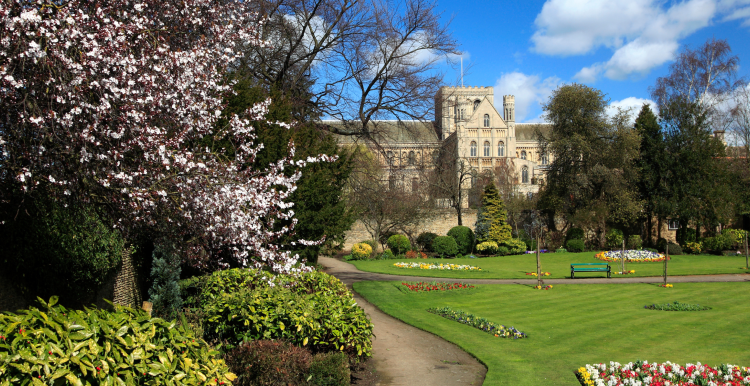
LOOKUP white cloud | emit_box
[606,97,658,122]
[534,0,725,81]
[494,72,562,122]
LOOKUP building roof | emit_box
[322,120,440,145]
[516,123,551,141]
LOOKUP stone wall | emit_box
[343,209,478,250]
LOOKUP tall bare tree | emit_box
[650,38,744,130]
[426,141,474,226]
[234,0,458,142]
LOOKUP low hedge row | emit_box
[183,269,373,359]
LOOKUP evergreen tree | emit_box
[475,183,512,244]
[634,104,669,244]
[148,243,182,320]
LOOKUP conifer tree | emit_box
[475,183,512,244]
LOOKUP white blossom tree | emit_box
[0,0,331,273]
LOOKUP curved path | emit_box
[319,257,750,386]
[319,257,487,386]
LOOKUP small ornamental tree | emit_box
[0,0,332,273]
[475,183,512,244]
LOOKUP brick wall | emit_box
[343,209,478,250]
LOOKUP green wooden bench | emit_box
[570,263,611,279]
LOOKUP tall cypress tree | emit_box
[634,104,668,244]
[475,183,512,244]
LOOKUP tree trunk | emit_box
[657,217,663,240]
[646,214,653,246]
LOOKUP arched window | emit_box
[498,141,505,157]
[520,150,527,160]
[412,177,419,192]
[541,153,548,165]
[522,166,529,184]
[470,141,477,157]
[483,114,490,127]
[483,141,490,157]
[408,150,416,165]
[432,150,439,162]
[473,100,480,111]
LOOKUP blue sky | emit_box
[434,0,750,122]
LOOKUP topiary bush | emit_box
[225,340,312,386]
[0,297,235,385]
[386,234,411,255]
[447,226,475,255]
[432,236,458,258]
[566,239,585,253]
[416,232,438,252]
[500,238,527,255]
[665,242,683,255]
[351,242,373,260]
[475,241,498,255]
[197,269,373,359]
[627,235,643,250]
[606,229,624,249]
[565,227,584,242]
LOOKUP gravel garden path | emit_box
[318,256,750,386]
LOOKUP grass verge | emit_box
[353,280,750,386]
[347,252,750,279]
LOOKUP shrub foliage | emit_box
[386,234,411,255]
[0,297,235,386]
[447,226,475,255]
[566,239,585,253]
[432,236,458,258]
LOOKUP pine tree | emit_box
[148,243,183,320]
[476,183,512,244]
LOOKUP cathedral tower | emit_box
[503,95,515,123]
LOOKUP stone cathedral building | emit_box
[330,85,553,206]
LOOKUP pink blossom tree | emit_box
[0,0,330,273]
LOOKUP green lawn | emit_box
[347,252,750,279]
[354,281,750,386]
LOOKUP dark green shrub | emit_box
[645,248,658,253]
[627,235,643,250]
[309,352,351,386]
[0,195,128,306]
[565,227,584,242]
[556,248,568,253]
[378,231,398,250]
[606,229,624,249]
[496,246,509,256]
[500,238,527,255]
[416,232,438,252]
[566,239,585,253]
[432,236,458,257]
[447,226,475,255]
[148,243,183,320]
[387,234,411,255]
[0,297,235,385]
[702,235,733,254]
[199,269,372,358]
[665,242,683,255]
[655,238,666,252]
[226,340,312,386]
[376,249,395,260]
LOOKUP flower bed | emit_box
[393,262,482,271]
[659,283,673,288]
[534,285,553,290]
[526,272,551,276]
[595,250,665,262]
[427,307,527,339]
[614,270,635,275]
[576,361,750,386]
[644,301,710,311]
[400,281,474,292]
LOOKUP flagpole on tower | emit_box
[461,56,464,87]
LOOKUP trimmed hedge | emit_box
[566,239,585,253]
[416,232,438,252]
[386,234,411,255]
[432,236,458,258]
[447,226,475,255]
[0,297,235,385]
[191,269,372,359]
